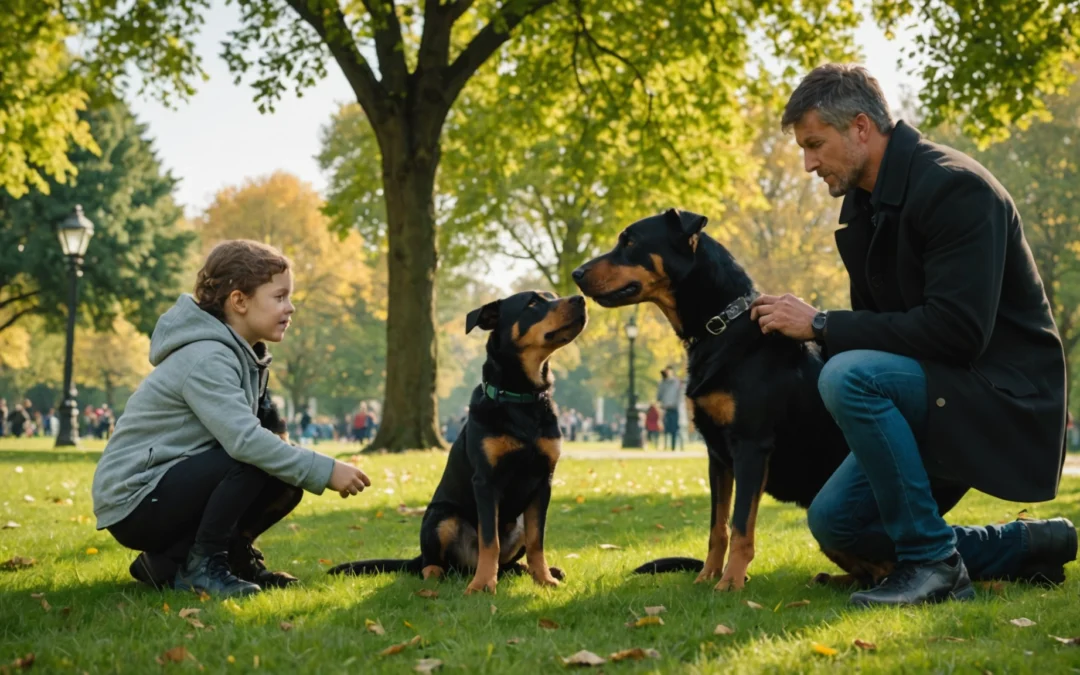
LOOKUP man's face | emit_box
[793,110,869,198]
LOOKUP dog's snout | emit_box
[569,295,585,307]
[571,266,586,282]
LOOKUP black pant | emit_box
[108,446,302,564]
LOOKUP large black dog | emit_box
[329,291,586,594]
[572,208,878,590]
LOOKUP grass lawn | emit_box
[2,437,1080,674]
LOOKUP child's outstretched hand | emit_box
[329,460,371,498]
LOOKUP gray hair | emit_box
[782,64,894,134]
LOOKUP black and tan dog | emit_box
[329,291,587,594]
[572,208,871,590]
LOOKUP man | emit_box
[750,64,1076,607]
[656,366,682,451]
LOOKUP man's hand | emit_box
[749,294,818,341]
[328,460,372,498]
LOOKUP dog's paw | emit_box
[531,571,561,588]
[713,574,747,592]
[465,577,497,595]
[694,566,722,584]
[422,565,445,581]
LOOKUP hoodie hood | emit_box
[150,294,270,368]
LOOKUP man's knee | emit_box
[817,350,891,414]
[807,496,855,552]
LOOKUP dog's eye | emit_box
[527,298,540,307]
[620,234,633,248]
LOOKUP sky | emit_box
[127,2,920,290]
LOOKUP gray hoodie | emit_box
[92,294,335,529]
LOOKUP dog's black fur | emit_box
[328,291,587,594]
[573,208,874,589]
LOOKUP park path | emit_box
[563,448,1080,477]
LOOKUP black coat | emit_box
[824,121,1067,502]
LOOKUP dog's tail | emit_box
[633,557,705,574]
[327,555,424,576]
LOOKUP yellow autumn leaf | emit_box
[812,643,838,656]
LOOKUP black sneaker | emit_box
[129,552,177,590]
[1010,517,1077,585]
[175,548,261,598]
[229,541,299,590]
[850,554,975,607]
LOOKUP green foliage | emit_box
[0,101,194,336]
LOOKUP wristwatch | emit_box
[811,311,828,344]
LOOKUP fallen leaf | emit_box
[812,643,838,656]
[365,619,387,635]
[280,621,293,632]
[254,655,260,668]
[186,618,205,629]
[1010,618,1037,628]
[853,639,877,650]
[506,637,525,645]
[348,525,364,531]
[561,650,606,667]
[611,505,633,513]
[714,624,735,635]
[609,648,660,661]
[3,521,20,529]
[598,544,621,550]
[40,598,51,611]
[415,589,439,599]
[414,658,443,673]
[565,553,580,559]
[626,616,664,628]
[156,646,190,664]
[198,591,210,602]
[287,523,300,532]
[538,618,559,630]
[23,495,34,502]
[743,600,764,610]
[644,606,666,616]
[318,559,333,565]
[163,602,171,614]
[227,655,236,664]
[978,581,1006,594]
[1,556,36,570]
[654,524,665,530]
[12,653,35,669]
[30,593,45,599]
[575,495,585,504]
[671,500,684,507]
[185,633,195,639]
[404,620,416,630]
[1050,635,1080,646]
[178,608,201,619]
[375,511,384,519]
[379,635,422,656]
[490,604,497,615]
[785,600,811,609]
[85,547,99,555]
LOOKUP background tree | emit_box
[196,172,381,412]
[73,316,153,409]
[0,101,193,336]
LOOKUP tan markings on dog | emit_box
[714,465,768,592]
[513,298,582,387]
[646,254,682,333]
[421,565,444,580]
[579,255,679,331]
[466,506,500,595]
[499,518,525,564]
[436,516,461,556]
[482,436,524,467]
[524,502,559,586]
[816,550,894,589]
[689,233,699,252]
[537,437,561,467]
[696,392,736,426]
[695,468,733,584]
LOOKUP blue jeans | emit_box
[810,350,1028,578]
[663,408,679,450]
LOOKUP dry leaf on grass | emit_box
[186,618,205,630]
[414,658,443,673]
[853,639,877,650]
[280,622,293,632]
[644,606,666,616]
[575,495,585,504]
[156,646,191,664]
[365,619,387,636]
[163,602,171,614]
[538,618,560,630]
[40,598,50,612]
[490,605,498,615]
[561,650,606,667]
[598,544,621,550]
[1050,636,1080,646]
[1,556,36,570]
[655,524,665,530]
[742,600,764,610]
[506,638,525,645]
[415,589,439,599]
[611,505,633,513]
[3,521,19,529]
[85,548,98,555]
[287,523,300,532]
[785,600,811,609]
[978,581,1006,594]
[812,643,838,656]
[11,653,35,670]
[565,553,580,559]
[626,616,664,628]
[379,635,423,657]
[30,593,44,599]
[609,648,660,661]
[714,625,735,635]
[178,608,200,619]
[1010,618,1037,628]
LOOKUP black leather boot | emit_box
[1011,517,1077,585]
[850,554,975,607]
[229,540,299,589]
[175,547,261,597]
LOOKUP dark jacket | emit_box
[824,121,1067,502]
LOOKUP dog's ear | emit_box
[664,208,708,236]
[465,300,500,334]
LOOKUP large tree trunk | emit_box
[367,120,444,453]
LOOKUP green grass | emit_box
[2,437,1080,674]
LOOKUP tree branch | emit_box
[0,306,41,335]
[444,0,558,104]
[360,0,409,93]
[0,290,40,312]
[283,0,385,113]
[500,221,558,288]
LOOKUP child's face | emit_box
[229,270,296,344]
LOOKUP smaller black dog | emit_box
[329,291,587,594]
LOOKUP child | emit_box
[91,240,371,597]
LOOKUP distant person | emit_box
[656,366,682,450]
[644,404,661,449]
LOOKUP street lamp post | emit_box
[55,205,94,448]
[621,314,643,449]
